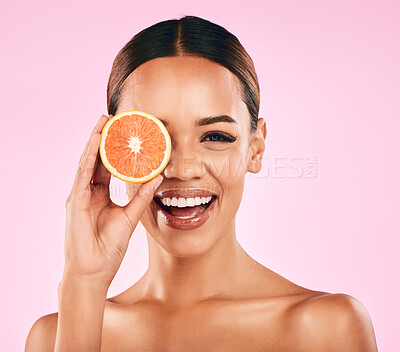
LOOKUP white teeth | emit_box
[177,197,186,207]
[171,197,178,206]
[159,196,213,207]
[186,198,195,206]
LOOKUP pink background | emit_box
[1,0,399,350]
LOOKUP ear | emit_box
[247,118,267,173]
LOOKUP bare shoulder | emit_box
[25,313,58,351]
[286,292,378,352]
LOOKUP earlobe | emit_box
[247,118,267,174]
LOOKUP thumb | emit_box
[122,175,163,228]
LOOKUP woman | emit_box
[26,15,378,351]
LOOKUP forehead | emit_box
[117,56,248,126]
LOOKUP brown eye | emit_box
[201,131,237,143]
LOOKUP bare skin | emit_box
[26,56,378,351]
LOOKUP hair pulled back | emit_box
[107,15,260,133]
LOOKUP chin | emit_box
[142,214,221,259]
[150,230,216,258]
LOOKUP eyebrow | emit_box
[196,115,237,126]
[158,115,237,127]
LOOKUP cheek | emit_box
[206,150,247,224]
[205,148,248,182]
[140,208,153,230]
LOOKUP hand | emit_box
[63,114,162,288]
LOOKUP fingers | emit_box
[72,115,109,195]
[122,175,163,231]
[92,114,113,187]
[91,151,111,187]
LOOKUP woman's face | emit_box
[116,56,265,257]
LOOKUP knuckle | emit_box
[65,194,77,210]
[65,194,72,208]
[77,165,92,178]
[65,187,91,210]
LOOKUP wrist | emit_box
[58,273,110,298]
[55,272,108,351]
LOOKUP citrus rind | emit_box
[99,110,171,183]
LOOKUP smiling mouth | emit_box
[152,191,217,230]
[153,196,216,219]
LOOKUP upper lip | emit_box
[154,189,217,198]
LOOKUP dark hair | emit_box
[107,15,260,133]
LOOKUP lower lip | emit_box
[153,198,216,231]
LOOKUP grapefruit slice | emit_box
[99,110,171,183]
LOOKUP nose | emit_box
[163,142,204,180]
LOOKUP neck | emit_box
[139,222,255,307]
